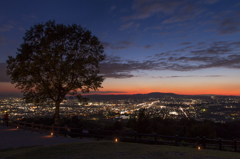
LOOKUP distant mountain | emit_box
[83,92,207,101]
[1,91,238,100]
[0,92,23,98]
[83,92,240,101]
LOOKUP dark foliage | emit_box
[21,115,240,140]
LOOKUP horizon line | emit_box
[1,91,240,98]
[82,92,240,97]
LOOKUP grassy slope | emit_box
[0,141,239,159]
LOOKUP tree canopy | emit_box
[6,20,105,123]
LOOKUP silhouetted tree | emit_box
[114,121,123,131]
[187,121,216,138]
[126,116,137,130]
[6,20,105,125]
[137,108,152,133]
[155,118,177,136]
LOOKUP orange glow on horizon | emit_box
[0,82,21,92]
[85,90,240,96]
[1,79,240,97]
[1,86,240,97]
[95,78,240,96]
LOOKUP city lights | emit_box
[0,96,240,123]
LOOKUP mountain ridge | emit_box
[83,92,239,101]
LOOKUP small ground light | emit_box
[198,146,201,150]
[17,126,19,129]
[51,132,53,136]
[115,138,118,142]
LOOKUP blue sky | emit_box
[0,0,240,96]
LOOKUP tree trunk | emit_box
[54,101,60,126]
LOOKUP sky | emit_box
[0,0,240,97]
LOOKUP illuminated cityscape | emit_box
[1,94,239,123]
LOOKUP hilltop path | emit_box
[0,125,95,149]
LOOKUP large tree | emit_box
[6,20,105,124]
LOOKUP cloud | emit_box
[152,75,223,78]
[117,40,136,46]
[101,42,111,49]
[118,0,214,36]
[99,40,240,78]
[205,75,223,77]
[0,63,11,82]
[102,72,135,79]
[87,91,127,94]
[0,36,6,44]
[121,0,239,35]
[99,56,136,78]
[0,24,14,32]
[18,27,25,31]
[101,41,126,50]
[217,11,240,35]
[218,17,240,34]
[203,0,219,4]
[100,32,108,39]
[144,45,153,49]
[181,42,191,45]
[121,0,182,21]
[101,40,136,50]
[158,41,240,71]
[119,22,140,30]
[235,2,240,7]
[110,5,116,11]
[119,22,134,30]
[162,5,205,24]
[22,14,37,22]
[121,0,207,25]
[2,40,239,80]
[99,55,161,78]
[211,10,231,19]
[144,25,163,31]
[0,92,23,98]
[190,41,233,55]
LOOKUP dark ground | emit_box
[0,125,95,149]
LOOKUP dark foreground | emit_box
[1,141,240,159]
[0,125,240,159]
[0,125,94,149]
